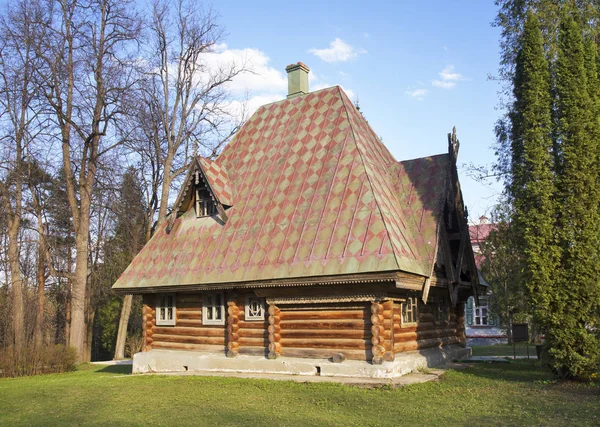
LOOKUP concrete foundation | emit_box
[133,345,471,379]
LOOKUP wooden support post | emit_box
[227,300,240,357]
[268,304,281,359]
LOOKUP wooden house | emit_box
[113,63,480,377]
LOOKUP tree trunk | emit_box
[69,222,90,361]
[7,218,24,351]
[34,240,45,349]
[114,294,133,360]
[157,155,173,226]
[84,307,95,362]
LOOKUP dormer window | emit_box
[195,186,216,217]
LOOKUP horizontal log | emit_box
[238,320,268,329]
[153,334,225,346]
[239,337,267,346]
[281,347,372,361]
[279,320,369,330]
[419,313,434,323]
[281,310,365,320]
[177,311,203,320]
[280,338,371,350]
[238,329,266,338]
[281,329,369,339]
[153,326,225,337]
[151,341,225,352]
[393,335,458,353]
[395,328,458,343]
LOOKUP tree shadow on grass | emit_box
[95,364,132,375]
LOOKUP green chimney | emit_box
[285,62,310,98]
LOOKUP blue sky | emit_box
[215,0,504,222]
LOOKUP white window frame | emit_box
[156,294,176,326]
[245,296,265,321]
[401,296,418,326]
[474,298,489,326]
[203,292,225,325]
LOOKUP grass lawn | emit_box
[471,343,537,357]
[0,361,598,426]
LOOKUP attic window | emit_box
[195,187,216,217]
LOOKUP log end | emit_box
[372,355,384,365]
[226,350,238,358]
[267,352,280,360]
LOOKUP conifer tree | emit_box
[551,8,600,379]
[510,11,557,357]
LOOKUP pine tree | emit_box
[510,11,558,355]
[551,7,600,379]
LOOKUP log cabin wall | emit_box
[276,303,373,361]
[142,293,227,353]
[392,293,465,354]
[227,294,268,357]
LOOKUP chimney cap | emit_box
[286,62,310,73]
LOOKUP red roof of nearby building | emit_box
[113,86,459,291]
[469,223,494,245]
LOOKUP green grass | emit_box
[0,361,598,426]
[471,343,537,357]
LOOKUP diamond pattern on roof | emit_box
[199,158,233,206]
[113,86,452,290]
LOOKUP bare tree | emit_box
[31,0,141,361]
[113,0,247,359]
[0,0,46,352]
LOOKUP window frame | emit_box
[474,298,490,326]
[156,294,176,326]
[203,292,225,325]
[195,187,217,217]
[401,296,418,326]
[244,296,266,321]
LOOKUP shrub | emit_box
[0,344,77,378]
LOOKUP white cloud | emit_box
[406,88,429,100]
[199,45,354,120]
[309,38,366,63]
[432,65,463,89]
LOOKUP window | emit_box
[156,294,176,326]
[195,187,216,217]
[474,299,489,326]
[402,296,418,325]
[203,292,225,325]
[245,296,265,321]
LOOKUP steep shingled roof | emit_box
[113,86,452,291]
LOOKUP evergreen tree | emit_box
[510,10,559,362]
[550,7,600,379]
